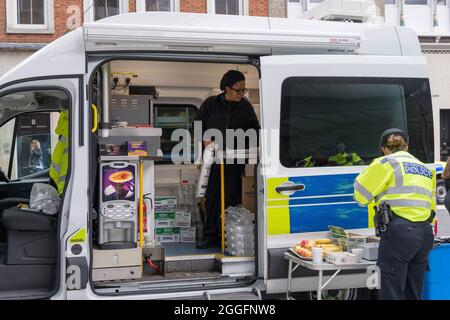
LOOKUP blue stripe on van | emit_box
[284,173,367,233]
[287,195,355,206]
[289,203,368,233]
[288,174,358,197]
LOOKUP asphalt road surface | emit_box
[437,206,450,237]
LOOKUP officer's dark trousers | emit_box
[203,163,244,244]
[377,215,434,300]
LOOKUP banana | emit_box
[315,239,332,244]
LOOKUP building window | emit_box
[208,0,248,15]
[84,0,129,22]
[136,0,177,11]
[437,0,446,5]
[6,0,54,34]
[404,0,428,4]
[385,0,396,5]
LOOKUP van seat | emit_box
[1,207,57,265]
[2,208,57,231]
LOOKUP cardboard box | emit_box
[155,196,177,213]
[155,227,180,243]
[245,165,255,177]
[175,211,191,228]
[180,227,196,243]
[154,212,175,228]
[328,225,368,251]
[128,140,148,156]
[242,176,255,213]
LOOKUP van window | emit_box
[280,78,434,168]
[154,104,198,163]
[0,89,69,180]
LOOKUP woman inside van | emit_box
[194,70,260,249]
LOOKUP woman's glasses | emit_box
[230,87,248,95]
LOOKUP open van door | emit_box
[258,55,434,295]
[0,77,87,299]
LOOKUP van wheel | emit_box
[308,288,358,300]
[436,179,446,205]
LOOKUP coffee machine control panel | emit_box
[101,201,137,220]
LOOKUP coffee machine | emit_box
[98,161,138,249]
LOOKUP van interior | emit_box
[88,60,261,296]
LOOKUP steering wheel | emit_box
[0,167,9,183]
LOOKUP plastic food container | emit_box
[360,242,379,261]
[325,252,357,265]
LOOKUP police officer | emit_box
[328,142,364,166]
[353,128,435,300]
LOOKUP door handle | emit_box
[91,103,98,133]
[275,182,305,195]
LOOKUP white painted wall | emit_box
[0,51,35,76]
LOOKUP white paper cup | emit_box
[351,248,363,262]
[312,247,323,264]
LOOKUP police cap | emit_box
[379,128,409,148]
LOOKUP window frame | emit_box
[6,0,55,34]
[207,0,249,15]
[404,0,429,5]
[384,0,397,6]
[136,0,179,12]
[83,0,129,23]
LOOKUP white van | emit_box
[0,12,436,300]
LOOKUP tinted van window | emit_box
[280,78,433,167]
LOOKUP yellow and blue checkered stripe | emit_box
[266,174,376,235]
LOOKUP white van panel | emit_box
[0,29,85,86]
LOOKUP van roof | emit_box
[0,12,421,87]
[84,12,419,56]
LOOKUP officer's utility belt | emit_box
[374,203,435,237]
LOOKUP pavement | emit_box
[436,205,450,237]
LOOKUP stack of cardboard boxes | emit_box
[154,196,195,243]
[242,165,255,213]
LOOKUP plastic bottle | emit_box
[181,180,190,212]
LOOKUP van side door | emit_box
[259,55,434,293]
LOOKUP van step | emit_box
[203,287,262,300]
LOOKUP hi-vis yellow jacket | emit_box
[353,151,436,222]
[49,111,69,194]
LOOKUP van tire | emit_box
[436,179,446,206]
[308,288,358,300]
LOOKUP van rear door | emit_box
[259,55,434,293]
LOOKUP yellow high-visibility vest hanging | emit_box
[49,110,69,194]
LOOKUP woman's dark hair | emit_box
[220,70,245,91]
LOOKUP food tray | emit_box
[289,248,313,261]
